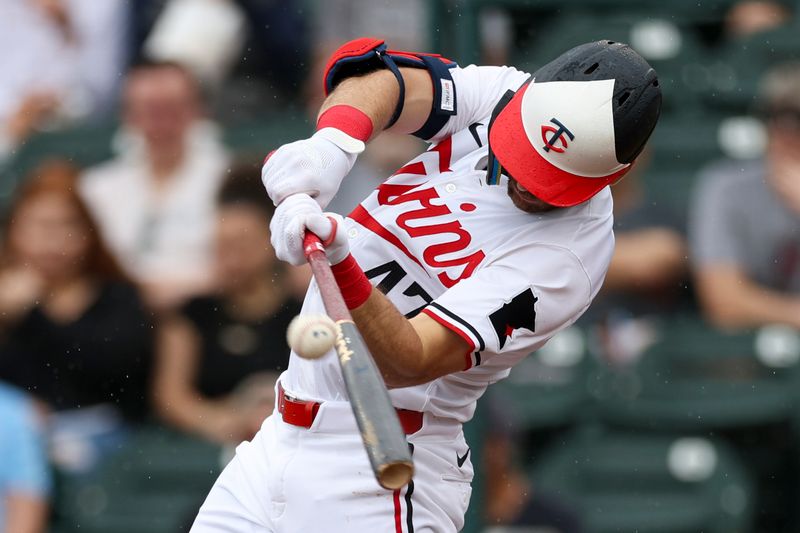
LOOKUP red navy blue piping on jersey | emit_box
[427,302,486,352]
[421,308,477,369]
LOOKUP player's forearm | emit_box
[349,288,428,388]
[604,228,687,290]
[695,266,800,329]
[318,67,433,139]
[348,287,468,388]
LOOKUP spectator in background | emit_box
[579,151,690,362]
[0,162,153,422]
[0,0,128,161]
[154,165,300,445]
[80,61,230,310]
[0,383,50,533]
[230,0,309,98]
[604,175,687,303]
[690,62,800,330]
[725,0,792,38]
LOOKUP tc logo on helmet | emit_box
[540,118,575,154]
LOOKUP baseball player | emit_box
[191,38,661,532]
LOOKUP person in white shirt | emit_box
[80,61,229,310]
[0,0,127,160]
[191,38,662,532]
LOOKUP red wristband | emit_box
[330,254,372,309]
[316,105,373,142]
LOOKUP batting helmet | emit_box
[487,40,662,207]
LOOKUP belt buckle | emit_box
[283,391,298,402]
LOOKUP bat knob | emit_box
[379,461,415,490]
[303,231,326,259]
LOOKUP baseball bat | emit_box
[302,231,414,490]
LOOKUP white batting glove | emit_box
[270,195,352,266]
[261,129,364,208]
[306,212,350,265]
[269,194,324,266]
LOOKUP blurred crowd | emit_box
[0,1,798,532]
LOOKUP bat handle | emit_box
[303,231,325,260]
[302,230,350,322]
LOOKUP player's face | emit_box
[507,178,558,213]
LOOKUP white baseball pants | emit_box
[190,398,473,532]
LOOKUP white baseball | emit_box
[287,314,337,359]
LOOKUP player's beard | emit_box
[507,178,559,213]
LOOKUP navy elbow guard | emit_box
[322,37,458,137]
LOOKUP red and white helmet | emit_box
[488,40,662,207]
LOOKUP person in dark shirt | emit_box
[0,161,154,421]
[578,151,691,363]
[154,163,300,445]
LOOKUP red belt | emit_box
[277,383,423,435]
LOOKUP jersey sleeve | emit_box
[423,65,531,143]
[421,244,593,368]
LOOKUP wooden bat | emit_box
[302,231,414,490]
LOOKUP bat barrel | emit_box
[379,462,415,491]
[335,319,414,489]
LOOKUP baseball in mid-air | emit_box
[287,314,337,359]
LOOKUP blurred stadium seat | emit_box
[643,112,727,217]
[591,317,800,430]
[590,317,800,530]
[492,326,592,433]
[530,425,754,533]
[508,11,711,110]
[705,22,800,112]
[0,123,117,199]
[222,110,313,154]
[50,424,221,533]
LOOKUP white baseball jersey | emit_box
[193,64,617,533]
[282,65,615,423]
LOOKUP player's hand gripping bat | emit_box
[302,231,414,490]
